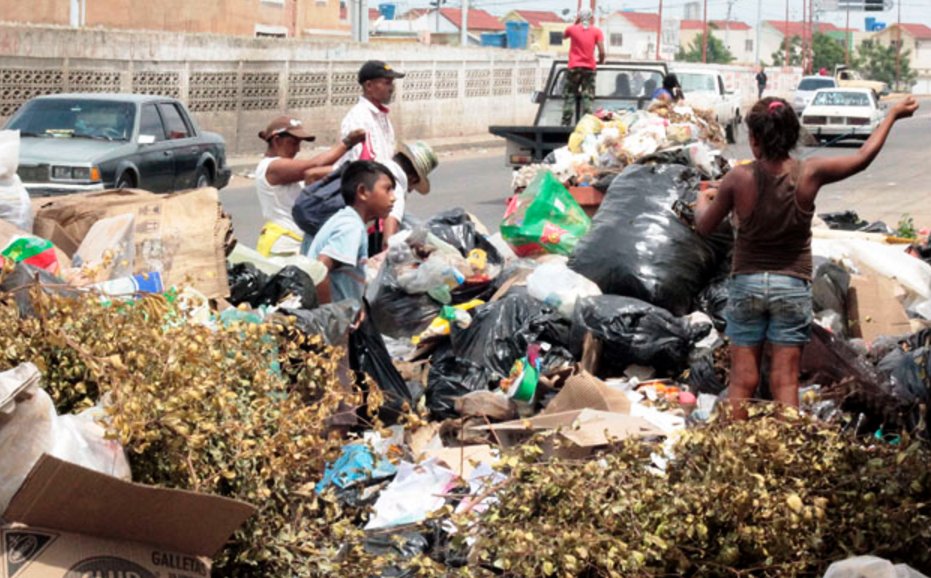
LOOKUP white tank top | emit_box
[255,156,303,254]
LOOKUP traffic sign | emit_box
[833,0,893,11]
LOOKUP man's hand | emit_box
[891,96,919,120]
[343,129,366,148]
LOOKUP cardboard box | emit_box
[847,273,911,343]
[471,409,664,459]
[541,370,630,416]
[419,445,498,479]
[33,188,231,299]
[1,455,255,578]
[30,219,79,259]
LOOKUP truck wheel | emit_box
[726,118,739,144]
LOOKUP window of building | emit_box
[255,24,289,37]
[549,31,563,45]
[745,38,753,52]
[157,103,192,140]
[610,33,623,47]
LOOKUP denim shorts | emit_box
[724,273,813,347]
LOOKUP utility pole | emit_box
[784,0,789,67]
[801,0,807,73]
[656,0,663,60]
[724,0,735,57]
[844,0,850,65]
[460,0,468,46]
[755,0,762,63]
[894,0,901,91]
[702,0,708,63]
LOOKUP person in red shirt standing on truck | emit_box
[561,7,606,127]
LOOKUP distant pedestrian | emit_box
[254,116,365,256]
[561,8,605,127]
[755,67,767,100]
[694,96,919,420]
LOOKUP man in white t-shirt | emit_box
[339,60,406,165]
[255,116,364,256]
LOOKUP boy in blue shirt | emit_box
[307,160,396,305]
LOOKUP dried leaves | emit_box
[453,409,931,577]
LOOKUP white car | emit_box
[792,75,838,114]
[800,88,885,143]
[672,68,742,143]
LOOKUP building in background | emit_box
[502,10,564,50]
[412,7,504,46]
[1,0,344,38]
[680,19,753,64]
[871,23,931,93]
[601,11,660,60]
[759,20,841,66]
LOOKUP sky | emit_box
[392,0,931,31]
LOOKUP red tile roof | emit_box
[439,7,505,31]
[511,10,564,28]
[896,23,931,40]
[681,19,751,31]
[765,20,839,37]
[615,11,659,31]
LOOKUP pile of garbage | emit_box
[1,114,931,578]
[512,101,728,191]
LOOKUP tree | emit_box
[676,30,735,64]
[771,35,802,67]
[812,33,847,73]
[856,39,917,91]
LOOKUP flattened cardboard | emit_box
[30,218,79,259]
[419,445,497,479]
[33,188,230,298]
[3,455,255,558]
[541,370,630,416]
[471,409,663,458]
[847,273,911,342]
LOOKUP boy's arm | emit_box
[805,96,918,189]
[315,255,336,304]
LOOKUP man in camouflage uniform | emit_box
[561,7,605,127]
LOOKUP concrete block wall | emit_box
[0,24,547,154]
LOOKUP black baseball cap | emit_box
[358,60,405,84]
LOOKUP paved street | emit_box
[221,99,931,249]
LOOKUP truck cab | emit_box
[834,65,889,100]
[489,60,668,166]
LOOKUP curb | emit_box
[226,137,504,175]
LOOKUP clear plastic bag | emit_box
[527,257,601,318]
[0,130,32,232]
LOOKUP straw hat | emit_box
[397,141,438,195]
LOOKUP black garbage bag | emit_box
[367,261,442,339]
[876,345,930,437]
[350,303,421,424]
[570,295,707,377]
[281,300,358,344]
[812,262,850,314]
[819,210,868,230]
[449,292,573,380]
[688,353,728,395]
[568,163,726,315]
[227,262,269,306]
[426,356,498,420]
[425,209,504,303]
[365,530,431,578]
[256,266,318,310]
[696,277,728,331]
[862,221,894,234]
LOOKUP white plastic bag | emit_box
[0,130,33,231]
[822,556,929,578]
[0,362,131,511]
[527,257,602,317]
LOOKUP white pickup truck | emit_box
[671,67,742,144]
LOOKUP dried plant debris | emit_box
[449,408,931,578]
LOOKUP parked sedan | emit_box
[800,88,885,143]
[791,75,838,114]
[5,94,232,196]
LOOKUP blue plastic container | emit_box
[505,21,529,49]
[378,3,396,20]
[481,32,507,48]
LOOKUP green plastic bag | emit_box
[500,171,591,257]
[1,236,59,274]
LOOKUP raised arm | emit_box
[695,165,749,236]
[266,130,366,185]
[805,96,918,189]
